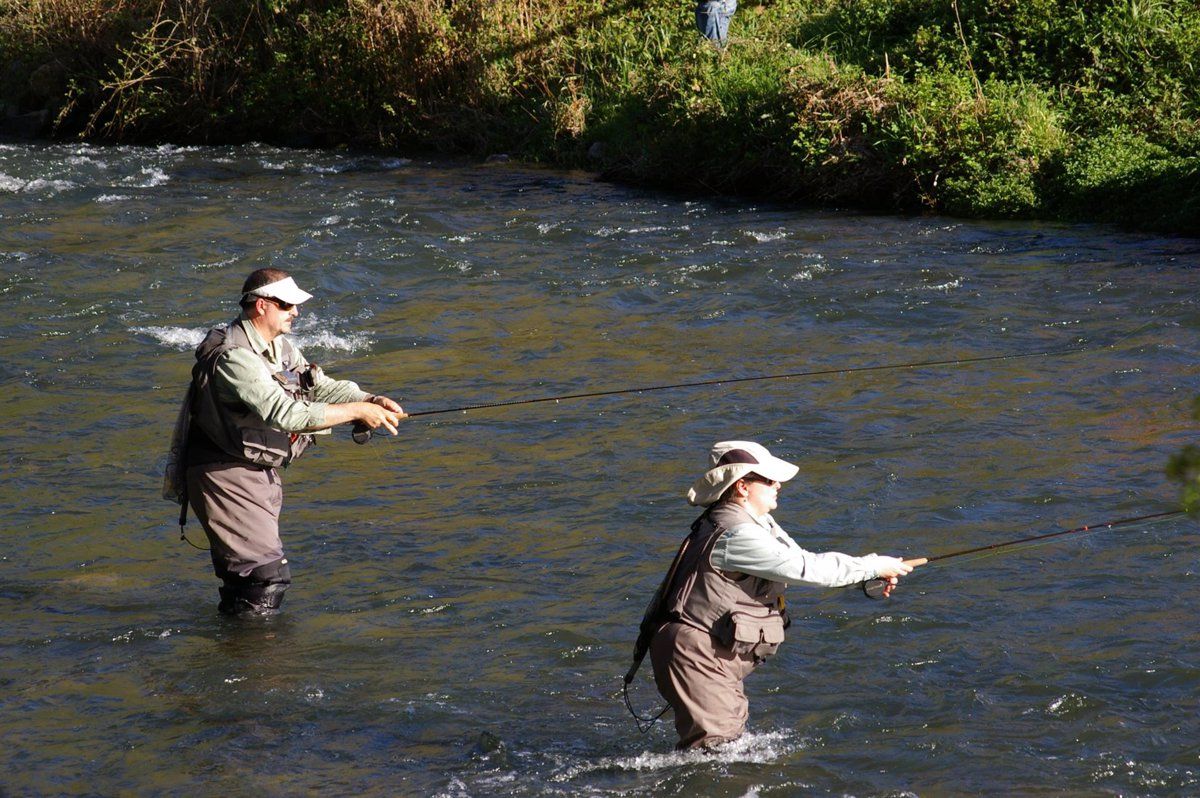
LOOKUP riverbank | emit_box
[2,0,1198,233]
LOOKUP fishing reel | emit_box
[861,578,889,600]
[351,422,372,444]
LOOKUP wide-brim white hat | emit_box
[243,275,313,305]
[686,440,799,506]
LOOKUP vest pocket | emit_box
[716,609,786,660]
[241,427,292,467]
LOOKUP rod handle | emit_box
[861,558,927,600]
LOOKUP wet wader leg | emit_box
[186,462,288,615]
[650,621,754,749]
[218,558,292,616]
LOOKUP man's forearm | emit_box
[303,401,376,431]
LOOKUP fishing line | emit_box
[861,508,1186,599]
[352,344,1088,441]
[350,283,1200,442]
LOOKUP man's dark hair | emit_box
[240,268,291,308]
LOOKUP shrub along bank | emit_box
[1,0,1197,233]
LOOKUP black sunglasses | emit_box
[261,296,295,311]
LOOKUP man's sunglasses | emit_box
[261,296,295,311]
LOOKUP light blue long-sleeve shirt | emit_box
[710,510,890,587]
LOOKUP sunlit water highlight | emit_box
[1,142,1199,796]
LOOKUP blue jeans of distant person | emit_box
[696,0,737,44]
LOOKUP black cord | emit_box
[623,678,670,734]
[180,526,211,550]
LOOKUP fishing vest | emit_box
[663,503,790,661]
[188,321,316,469]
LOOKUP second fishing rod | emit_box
[859,509,1186,599]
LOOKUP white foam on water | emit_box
[155,144,200,155]
[1045,692,1091,716]
[627,225,686,234]
[292,328,372,353]
[560,645,594,659]
[96,194,132,203]
[918,278,962,291]
[746,230,788,243]
[123,167,170,188]
[432,777,472,798]
[22,177,76,194]
[555,730,797,781]
[787,262,830,282]
[132,325,207,350]
[301,155,402,175]
[135,316,373,355]
[66,154,106,168]
[193,256,240,272]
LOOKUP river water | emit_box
[1,141,1198,796]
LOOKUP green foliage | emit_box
[1167,398,1200,514]
[1,0,1198,232]
[1051,128,1200,229]
[862,72,1065,215]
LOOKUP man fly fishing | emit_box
[164,268,405,616]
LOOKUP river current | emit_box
[1,142,1198,796]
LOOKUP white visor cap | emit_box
[244,276,313,306]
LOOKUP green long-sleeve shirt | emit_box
[212,317,369,432]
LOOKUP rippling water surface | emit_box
[2,142,1199,796]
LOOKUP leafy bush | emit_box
[1,0,1197,231]
[1168,398,1200,513]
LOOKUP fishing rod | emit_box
[350,344,1086,443]
[861,508,1186,599]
